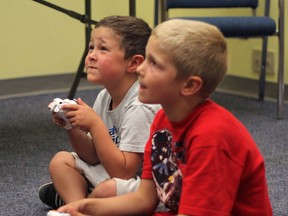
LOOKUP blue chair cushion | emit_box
[172,16,276,37]
[167,0,259,9]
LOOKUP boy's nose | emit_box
[88,50,97,60]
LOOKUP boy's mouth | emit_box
[139,85,148,92]
[87,66,98,71]
[138,81,147,89]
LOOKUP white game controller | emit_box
[47,210,71,216]
[48,98,77,130]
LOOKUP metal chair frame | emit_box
[157,0,285,119]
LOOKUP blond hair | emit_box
[152,19,228,97]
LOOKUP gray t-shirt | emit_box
[93,81,161,153]
[72,82,161,187]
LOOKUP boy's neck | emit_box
[163,96,207,123]
[107,78,137,110]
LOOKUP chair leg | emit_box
[67,49,87,99]
[159,0,166,23]
[277,41,285,119]
[277,0,285,119]
[277,29,285,119]
[129,0,136,16]
[259,37,268,102]
[154,0,159,26]
[68,0,92,99]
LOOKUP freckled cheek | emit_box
[97,64,113,77]
[97,57,113,69]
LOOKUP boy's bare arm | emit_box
[58,179,158,216]
[66,98,143,178]
[67,128,99,165]
[88,119,143,178]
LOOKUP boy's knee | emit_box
[49,151,74,172]
[90,179,116,198]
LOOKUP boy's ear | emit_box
[181,76,203,96]
[127,54,145,73]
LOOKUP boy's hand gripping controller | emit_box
[48,98,77,130]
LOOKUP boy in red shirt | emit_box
[57,19,273,216]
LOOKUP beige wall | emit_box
[0,0,286,85]
[0,0,154,80]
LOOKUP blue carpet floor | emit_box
[0,89,287,216]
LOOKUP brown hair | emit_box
[95,16,151,60]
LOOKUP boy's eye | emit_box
[88,45,94,50]
[100,45,108,51]
[148,58,157,67]
[146,55,158,67]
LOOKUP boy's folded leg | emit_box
[39,182,64,209]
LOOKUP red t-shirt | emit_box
[142,99,273,215]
